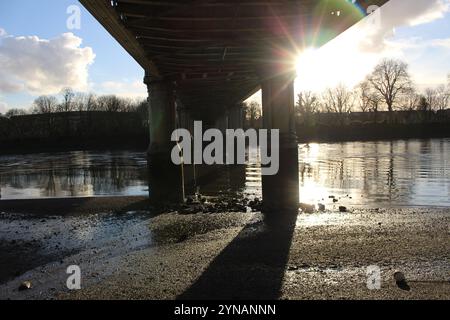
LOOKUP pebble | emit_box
[394,271,406,282]
[300,203,315,213]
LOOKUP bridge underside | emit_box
[81,0,387,119]
[81,0,388,210]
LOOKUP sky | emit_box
[294,0,450,94]
[0,0,450,113]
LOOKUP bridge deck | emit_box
[80,0,388,117]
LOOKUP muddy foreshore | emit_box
[0,196,449,300]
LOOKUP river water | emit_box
[1,138,450,207]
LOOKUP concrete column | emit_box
[214,111,228,136]
[228,104,244,130]
[144,73,183,203]
[177,105,192,133]
[145,76,176,159]
[260,67,299,212]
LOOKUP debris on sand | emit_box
[394,271,411,291]
[19,281,32,291]
[300,203,316,213]
[394,271,405,282]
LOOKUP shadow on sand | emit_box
[178,210,297,300]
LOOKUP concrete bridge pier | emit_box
[227,105,245,130]
[260,67,299,212]
[214,111,228,136]
[177,105,194,137]
[144,74,183,203]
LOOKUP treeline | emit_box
[0,88,149,152]
[295,59,450,119]
[242,59,450,129]
[241,59,450,141]
[2,88,148,119]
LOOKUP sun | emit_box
[295,18,380,95]
[296,48,325,93]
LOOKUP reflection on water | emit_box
[1,138,450,207]
[0,151,148,199]
[298,139,450,207]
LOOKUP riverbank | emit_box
[2,122,450,156]
[297,122,450,143]
[0,137,148,156]
[0,198,448,300]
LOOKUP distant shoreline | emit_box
[297,122,450,143]
[1,121,450,156]
[0,136,148,156]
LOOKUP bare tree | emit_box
[32,96,58,114]
[72,93,86,112]
[296,91,320,115]
[417,95,429,112]
[85,93,97,111]
[424,86,448,111]
[399,88,420,111]
[435,85,449,111]
[5,108,27,118]
[366,59,413,112]
[358,81,371,113]
[96,95,127,112]
[59,87,75,112]
[358,81,382,113]
[119,98,134,112]
[323,84,354,114]
[244,101,261,128]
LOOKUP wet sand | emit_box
[0,198,449,300]
[0,196,150,216]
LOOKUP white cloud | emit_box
[359,0,450,53]
[294,0,450,93]
[0,32,95,95]
[0,28,6,37]
[431,38,450,48]
[409,0,450,26]
[98,80,147,99]
[0,101,8,114]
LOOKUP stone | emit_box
[176,234,188,243]
[300,203,315,213]
[394,271,410,291]
[394,271,406,282]
[339,206,347,213]
[318,203,326,212]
